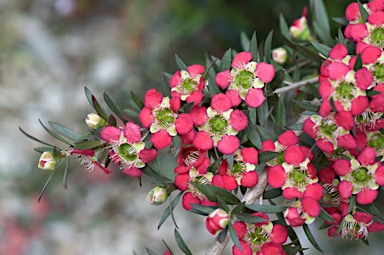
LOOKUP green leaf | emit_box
[294,100,320,112]
[263,188,282,199]
[103,91,127,124]
[282,36,322,63]
[311,42,331,58]
[257,125,278,141]
[74,140,103,150]
[311,0,330,37]
[220,48,232,71]
[318,207,335,222]
[286,123,304,131]
[264,30,273,63]
[249,32,258,61]
[257,100,269,127]
[313,21,334,46]
[268,69,286,91]
[49,121,83,142]
[218,226,228,243]
[19,127,54,147]
[245,124,262,150]
[158,191,183,229]
[63,157,70,189]
[174,228,193,255]
[216,195,230,212]
[258,151,278,164]
[273,95,286,133]
[303,223,323,253]
[191,182,241,205]
[190,203,216,215]
[240,32,250,51]
[279,14,291,41]
[358,1,368,23]
[228,221,242,252]
[231,203,245,215]
[209,156,222,173]
[161,72,172,98]
[359,203,384,222]
[84,86,94,107]
[354,54,363,71]
[245,203,289,213]
[248,107,257,125]
[38,159,65,202]
[235,213,267,224]
[145,247,159,255]
[107,114,117,127]
[332,17,348,26]
[130,91,145,110]
[206,58,221,97]
[143,165,173,184]
[39,119,73,146]
[175,54,187,70]
[366,89,381,97]
[34,147,59,153]
[337,29,346,45]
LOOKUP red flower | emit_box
[205,208,229,235]
[284,198,320,227]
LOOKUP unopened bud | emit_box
[86,113,106,129]
[205,208,229,235]
[272,47,288,65]
[38,152,56,170]
[289,8,312,40]
[146,186,168,205]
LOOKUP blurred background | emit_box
[2,0,384,254]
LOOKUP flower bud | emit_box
[146,186,168,205]
[272,47,288,65]
[205,208,229,235]
[38,152,56,170]
[289,7,312,40]
[86,113,106,129]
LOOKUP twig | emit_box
[273,76,318,95]
[205,170,268,255]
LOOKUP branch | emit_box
[273,76,318,95]
[205,170,268,255]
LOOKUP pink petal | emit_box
[138,107,154,128]
[233,222,247,239]
[215,70,232,90]
[193,131,214,150]
[368,11,384,25]
[186,90,203,106]
[139,148,158,163]
[261,140,275,151]
[180,130,195,144]
[123,122,141,144]
[278,130,299,147]
[240,171,258,188]
[353,211,373,224]
[170,70,181,88]
[345,2,360,21]
[368,222,384,232]
[190,106,208,127]
[356,189,378,205]
[182,192,201,211]
[225,89,242,107]
[232,52,252,68]
[270,224,288,244]
[316,139,334,154]
[338,180,353,200]
[122,167,143,177]
[256,62,275,83]
[302,197,320,217]
[326,62,350,80]
[283,187,303,200]
[368,0,384,12]
[150,130,172,149]
[211,174,224,188]
[174,166,190,174]
[337,134,357,150]
[223,175,238,190]
[245,88,265,108]
[329,43,348,60]
[267,165,287,188]
[175,113,193,135]
[350,24,368,42]
[71,149,95,157]
[303,183,323,200]
[175,173,190,191]
[318,166,335,184]
[355,67,374,90]
[332,159,351,176]
[375,165,384,186]
[285,207,305,227]
[232,241,253,255]
[170,96,181,112]
[229,110,248,131]
[241,147,258,164]
[319,100,332,118]
[302,118,316,139]
[284,145,305,165]
[187,64,205,76]
[217,135,240,155]
[334,111,354,130]
[357,147,377,166]
[144,89,162,109]
[100,126,121,143]
[361,46,382,64]
[319,79,333,99]
[211,93,232,113]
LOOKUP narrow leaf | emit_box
[228,221,242,252]
[174,228,193,255]
[268,69,286,91]
[38,159,65,202]
[366,89,381,97]
[107,114,117,127]
[332,17,348,26]
[216,195,229,212]
[311,0,330,37]
[84,86,94,107]
[206,58,221,97]
[245,203,289,213]
[39,119,73,146]
[257,100,269,126]
[240,32,250,51]
[245,124,262,150]
[319,207,335,222]
[49,121,83,142]
[19,127,54,147]
[303,223,323,252]
[130,91,145,110]
[160,72,172,98]
[218,226,228,243]
[354,54,363,71]
[235,213,267,224]
[257,125,278,141]
[313,21,334,46]
[175,54,187,70]
[158,191,183,229]
[337,28,346,45]
[258,151,278,163]
[192,182,241,205]
[92,95,108,120]
[264,30,273,63]
[145,247,159,255]
[34,147,59,153]
[220,48,232,71]
[294,100,320,112]
[103,91,127,124]
[279,14,291,40]
[248,107,257,125]
[143,166,172,184]
[311,42,331,58]
[74,140,103,150]
[263,188,283,199]
[249,32,258,61]
[358,1,369,23]
[63,157,70,189]
[281,36,322,62]
[190,203,216,215]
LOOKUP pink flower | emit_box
[205,208,229,235]
[215,51,274,108]
[289,7,312,40]
[71,149,112,174]
[138,89,193,149]
[361,46,384,84]
[170,64,205,105]
[284,198,320,227]
[100,122,157,177]
[190,93,248,154]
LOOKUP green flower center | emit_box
[352,167,371,185]
[335,81,355,101]
[318,120,337,138]
[208,115,228,136]
[232,162,245,176]
[370,27,384,48]
[246,227,269,250]
[276,151,285,165]
[368,132,384,154]
[156,108,175,128]
[234,70,254,90]
[372,63,384,83]
[289,167,308,188]
[118,143,137,162]
[181,78,197,94]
